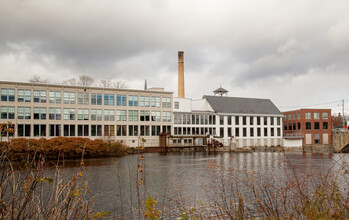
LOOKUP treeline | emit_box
[0,137,128,160]
[29,74,128,88]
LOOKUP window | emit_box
[64,92,75,104]
[77,109,89,120]
[104,94,115,105]
[243,128,247,137]
[49,108,61,120]
[288,124,292,130]
[63,108,75,120]
[116,110,127,121]
[49,124,61,137]
[271,128,274,137]
[227,116,232,125]
[235,116,239,125]
[162,112,171,122]
[49,91,61,104]
[17,124,31,137]
[91,93,102,105]
[277,117,281,125]
[104,110,115,121]
[33,107,46,120]
[17,107,31,119]
[314,122,320,130]
[128,95,138,106]
[264,128,268,137]
[322,112,328,119]
[128,110,139,121]
[292,114,296,120]
[288,114,291,120]
[306,122,311,130]
[250,116,254,125]
[117,95,127,106]
[151,125,161,136]
[140,110,150,121]
[284,124,287,131]
[297,122,301,130]
[140,125,149,136]
[78,125,89,136]
[151,111,161,122]
[264,117,268,125]
[305,112,311,119]
[129,125,138,136]
[91,125,102,136]
[257,128,261,137]
[140,96,150,107]
[151,96,161,107]
[116,125,127,136]
[33,90,46,103]
[242,116,246,125]
[314,112,320,119]
[18,89,31,102]
[1,88,15,101]
[270,117,274,125]
[323,122,328,130]
[34,124,46,137]
[91,109,102,121]
[162,97,171,108]
[63,125,75,136]
[104,125,115,136]
[77,92,89,105]
[314,134,320,144]
[250,127,254,137]
[174,101,179,109]
[293,123,296,130]
[297,113,301,119]
[1,106,15,119]
[257,117,261,125]
[220,116,224,125]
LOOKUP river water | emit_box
[52,152,348,219]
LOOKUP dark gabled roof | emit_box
[204,95,282,115]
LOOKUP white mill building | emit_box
[172,87,284,148]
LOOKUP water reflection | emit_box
[47,152,348,219]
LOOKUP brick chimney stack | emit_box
[178,51,185,98]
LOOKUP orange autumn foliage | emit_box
[1,137,128,160]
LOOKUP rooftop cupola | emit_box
[213,85,228,96]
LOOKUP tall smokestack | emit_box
[178,51,185,98]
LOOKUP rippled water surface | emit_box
[52,152,348,218]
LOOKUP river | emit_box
[51,152,348,219]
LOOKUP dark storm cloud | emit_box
[0,0,349,109]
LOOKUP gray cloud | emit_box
[0,0,349,112]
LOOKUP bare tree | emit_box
[98,78,113,88]
[63,78,78,86]
[113,80,128,89]
[79,75,94,86]
[29,75,47,83]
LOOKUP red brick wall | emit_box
[283,109,332,145]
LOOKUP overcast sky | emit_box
[1,0,349,114]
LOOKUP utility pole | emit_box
[342,99,345,128]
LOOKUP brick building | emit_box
[283,109,332,145]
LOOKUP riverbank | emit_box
[0,137,128,161]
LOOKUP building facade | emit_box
[282,109,332,145]
[0,81,173,147]
[173,95,284,148]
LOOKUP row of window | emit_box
[1,106,171,122]
[4,124,172,137]
[284,122,329,131]
[0,89,171,108]
[284,112,329,120]
[174,126,282,137]
[174,114,282,126]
